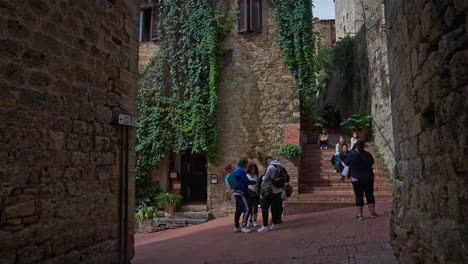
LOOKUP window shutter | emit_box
[151,5,159,41]
[237,0,249,33]
[249,0,262,33]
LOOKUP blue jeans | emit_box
[335,155,343,172]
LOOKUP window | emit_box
[139,5,159,42]
[237,0,262,33]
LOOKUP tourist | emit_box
[350,132,359,151]
[344,140,377,220]
[338,144,350,180]
[319,128,329,150]
[334,136,347,173]
[233,158,257,233]
[258,157,283,232]
[246,163,260,227]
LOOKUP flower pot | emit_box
[164,206,174,217]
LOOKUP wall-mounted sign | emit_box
[170,172,178,179]
[173,183,181,190]
[211,174,218,184]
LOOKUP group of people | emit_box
[229,157,287,233]
[320,129,378,220]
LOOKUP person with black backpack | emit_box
[258,156,288,232]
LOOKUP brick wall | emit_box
[0,0,139,262]
[386,0,468,262]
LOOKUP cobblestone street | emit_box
[133,201,397,264]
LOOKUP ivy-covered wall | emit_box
[208,0,300,216]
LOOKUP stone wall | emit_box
[315,27,369,122]
[208,0,300,217]
[138,42,158,70]
[386,0,468,262]
[334,0,363,39]
[313,18,336,47]
[366,1,395,169]
[0,0,139,263]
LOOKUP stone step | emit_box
[179,204,208,212]
[172,211,210,219]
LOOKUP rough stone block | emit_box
[5,200,36,219]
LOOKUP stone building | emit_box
[334,0,364,39]
[312,17,336,47]
[137,1,300,216]
[386,0,468,262]
[0,0,139,263]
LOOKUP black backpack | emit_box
[272,164,289,188]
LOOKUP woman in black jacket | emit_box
[344,140,377,220]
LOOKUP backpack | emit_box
[260,177,273,200]
[272,164,289,188]
[224,171,238,190]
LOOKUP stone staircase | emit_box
[284,125,393,215]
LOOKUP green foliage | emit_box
[278,144,302,159]
[136,182,162,209]
[271,0,316,118]
[322,104,340,123]
[314,36,354,92]
[156,192,183,209]
[333,36,354,70]
[315,45,333,92]
[136,0,234,183]
[136,206,157,221]
[346,114,372,131]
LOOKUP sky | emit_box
[313,0,335,19]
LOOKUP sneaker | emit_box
[370,213,378,218]
[320,146,323,150]
[325,146,328,149]
[257,226,269,232]
[246,222,253,228]
[253,220,258,227]
[241,227,251,233]
[234,227,241,232]
[333,170,338,173]
[269,224,280,230]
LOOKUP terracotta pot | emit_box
[164,206,174,217]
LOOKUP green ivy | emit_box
[315,35,354,93]
[278,144,302,159]
[136,0,234,183]
[271,0,316,118]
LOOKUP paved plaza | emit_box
[133,201,397,264]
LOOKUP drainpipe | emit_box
[117,114,137,264]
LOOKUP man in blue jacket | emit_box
[233,158,257,233]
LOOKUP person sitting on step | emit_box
[334,136,347,173]
[319,128,329,150]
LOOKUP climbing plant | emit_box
[271,0,316,118]
[136,0,234,183]
[315,35,354,92]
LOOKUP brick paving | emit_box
[133,201,398,264]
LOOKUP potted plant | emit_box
[278,144,302,159]
[322,104,340,128]
[155,192,183,217]
[346,114,372,139]
[135,205,157,233]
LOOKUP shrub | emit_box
[155,192,183,209]
[346,114,372,131]
[136,182,162,209]
[135,206,156,221]
[278,144,302,159]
